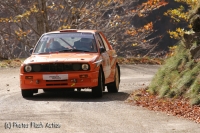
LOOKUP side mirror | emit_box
[99,47,106,53]
[29,48,34,54]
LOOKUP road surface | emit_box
[0,64,200,133]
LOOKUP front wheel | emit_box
[92,69,104,97]
[107,65,120,93]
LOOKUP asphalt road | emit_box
[0,64,200,133]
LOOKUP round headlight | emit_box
[33,64,41,72]
[82,64,89,70]
[72,64,81,71]
[25,65,32,72]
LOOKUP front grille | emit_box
[38,63,72,72]
[24,63,90,72]
[28,63,83,72]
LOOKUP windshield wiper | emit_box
[70,49,90,52]
[58,49,72,52]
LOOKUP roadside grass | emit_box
[189,79,200,105]
[147,40,200,106]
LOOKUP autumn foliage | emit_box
[164,0,198,39]
[0,0,168,59]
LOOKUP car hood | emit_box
[24,53,99,64]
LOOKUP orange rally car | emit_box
[20,29,120,98]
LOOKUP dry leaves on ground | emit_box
[126,88,200,123]
[0,59,24,68]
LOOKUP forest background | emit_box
[0,0,194,59]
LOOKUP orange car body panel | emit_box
[20,29,118,90]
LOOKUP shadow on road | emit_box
[25,91,130,102]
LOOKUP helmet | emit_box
[80,38,92,43]
[74,38,93,51]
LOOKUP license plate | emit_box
[43,74,68,80]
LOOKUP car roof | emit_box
[44,29,99,35]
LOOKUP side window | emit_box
[96,33,105,49]
[99,33,109,51]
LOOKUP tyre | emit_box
[66,89,75,92]
[107,65,120,93]
[92,69,104,97]
[43,89,52,93]
[21,90,34,98]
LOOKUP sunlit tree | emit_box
[0,0,168,59]
[164,0,198,39]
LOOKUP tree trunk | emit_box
[36,0,49,35]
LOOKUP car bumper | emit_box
[20,71,99,90]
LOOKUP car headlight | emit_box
[82,64,89,70]
[25,65,32,72]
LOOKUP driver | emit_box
[49,41,63,52]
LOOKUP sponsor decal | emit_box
[43,74,68,80]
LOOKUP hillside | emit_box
[126,1,200,123]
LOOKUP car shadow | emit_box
[25,90,130,102]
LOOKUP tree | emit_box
[0,0,168,59]
[164,0,198,39]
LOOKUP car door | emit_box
[99,32,117,83]
[95,33,111,84]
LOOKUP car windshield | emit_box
[33,32,97,54]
